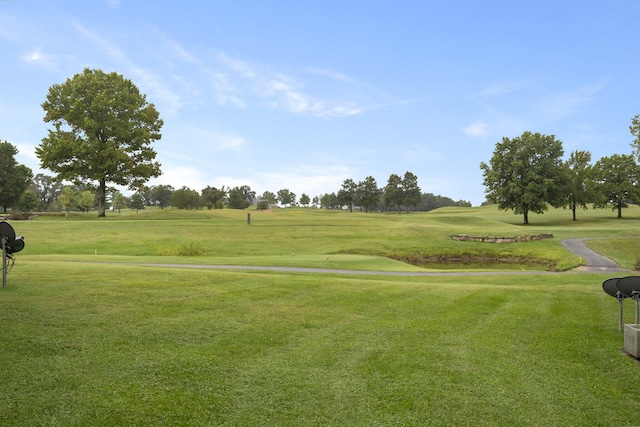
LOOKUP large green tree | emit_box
[384,173,403,211]
[277,188,295,207]
[201,186,226,209]
[564,150,594,221]
[299,193,310,207]
[383,172,421,212]
[149,185,174,209]
[591,154,640,218]
[227,186,249,209]
[172,186,200,210]
[259,191,277,207]
[0,141,33,212]
[402,171,421,212]
[338,178,358,212]
[357,176,381,212]
[37,68,163,217]
[480,131,566,224]
[30,173,62,212]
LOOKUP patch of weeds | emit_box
[176,242,206,256]
[154,246,176,256]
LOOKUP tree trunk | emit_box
[572,207,577,221]
[618,205,623,218]
[523,211,529,225]
[97,179,106,217]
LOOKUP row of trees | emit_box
[2,164,471,215]
[480,123,640,224]
[317,172,469,212]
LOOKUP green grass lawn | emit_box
[2,205,640,425]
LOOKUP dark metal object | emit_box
[616,276,640,324]
[0,221,25,288]
[603,278,626,330]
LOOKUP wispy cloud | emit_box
[102,0,120,8]
[74,23,186,114]
[307,67,354,83]
[537,82,607,119]
[148,164,207,191]
[214,52,382,118]
[469,79,532,100]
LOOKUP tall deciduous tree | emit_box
[227,186,249,209]
[592,154,640,218]
[18,190,40,213]
[299,193,310,207]
[0,141,33,213]
[260,191,277,207]
[37,68,163,217]
[128,193,145,213]
[172,186,200,210]
[149,185,174,209]
[480,131,566,224]
[76,190,95,213]
[201,186,226,209]
[277,188,295,207]
[564,150,594,221]
[320,192,338,209]
[31,173,62,212]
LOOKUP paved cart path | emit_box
[561,238,630,273]
[119,238,632,276]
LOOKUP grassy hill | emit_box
[15,203,640,271]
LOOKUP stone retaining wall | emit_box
[451,233,553,243]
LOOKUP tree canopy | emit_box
[37,68,163,217]
[592,153,640,218]
[480,131,566,224]
[564,150,594,221]
[0,141,33,212]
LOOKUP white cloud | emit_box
[148,165,207,191]
[463,122,489,137]
[20,48,63,72]
[255,164,352,197]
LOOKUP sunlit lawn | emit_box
[2,205,640,425]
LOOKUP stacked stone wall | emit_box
[451,233,553,243]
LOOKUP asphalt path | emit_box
[127,238,632,276]
[561,238,630,273]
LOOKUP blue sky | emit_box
[1,1,640,206]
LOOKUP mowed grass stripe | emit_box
[1,260,639,425]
